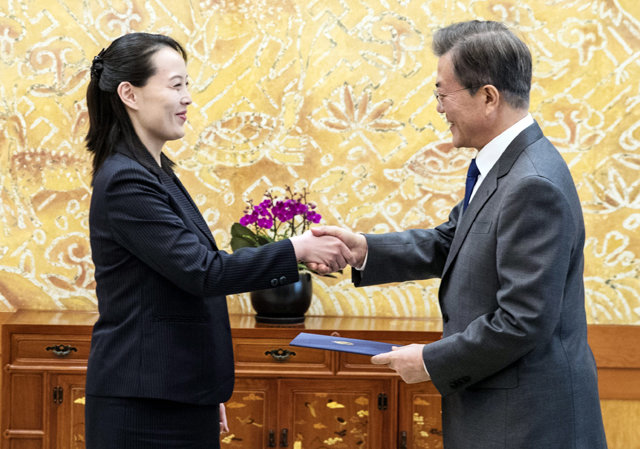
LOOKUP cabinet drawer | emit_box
[338,351,396,374]
[234,338,333,374]
[9,333,91,364]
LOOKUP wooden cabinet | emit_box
[227,316,443,448]
[398,383,443,449]
[1,313,639,448]
[0,313,94,449]
[278,378,394,449]
[224,377,395,448]
[0,313,443,449]
[50,374,86,449]
[221,378,277,448]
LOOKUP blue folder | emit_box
[289,332,395,356]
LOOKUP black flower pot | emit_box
[250,273,312,324]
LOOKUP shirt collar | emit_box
[475,113,534,177]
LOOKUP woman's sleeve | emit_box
[102,165,300,297]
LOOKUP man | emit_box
[311,21,608,448]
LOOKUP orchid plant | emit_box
[230,187,325,274]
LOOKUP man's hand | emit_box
[290,230,352,273]
[371,344,430,384]
[305,226,368,274]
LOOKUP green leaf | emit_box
[230,223,260,251]
[256,234,273,245]
[230,223,275,251]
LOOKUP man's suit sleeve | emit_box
[353,204,460,287]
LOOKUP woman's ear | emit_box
[117,81,138,110]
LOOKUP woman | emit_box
[84,33,351,448]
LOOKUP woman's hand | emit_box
[305,226,368,274]
[219,403,229,433]
[290,230,354,272]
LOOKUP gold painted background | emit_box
[1,0,639,324]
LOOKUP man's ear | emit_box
[482,84,500,113]
[117,81,138,110]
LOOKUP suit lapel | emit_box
[174,175,217,249]
[440,169,497,278]
[440,121,545,279]
[115,142,218,249]
[159,170,218,249]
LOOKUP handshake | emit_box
[290,225,431,385]
[289,226,368,275]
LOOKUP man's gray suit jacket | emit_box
[354,122,607,448]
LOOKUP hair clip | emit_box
[90,48,106,80]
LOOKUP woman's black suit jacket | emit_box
[86,143,299,405]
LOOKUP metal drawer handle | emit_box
[45,344,78,357]
[265,348,295,362]
[280,428,288,447]
[399,430,407,449]
[268,430,276,447]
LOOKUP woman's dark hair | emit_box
[86,33,187,182]
[432,20,531,109]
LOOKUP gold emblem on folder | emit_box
[333,340,354,346]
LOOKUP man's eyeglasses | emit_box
[433,87,472,105]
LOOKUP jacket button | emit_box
[442,313,449,323]
[270,278,279,287]
[279,276,287,285]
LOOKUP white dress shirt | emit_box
[468,113,534,204]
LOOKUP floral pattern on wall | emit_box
[1,0,639,323]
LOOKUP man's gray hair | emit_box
[432,20,531,109]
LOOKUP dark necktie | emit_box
[463,158,480,212]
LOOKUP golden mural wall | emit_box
[1,0,639,324]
